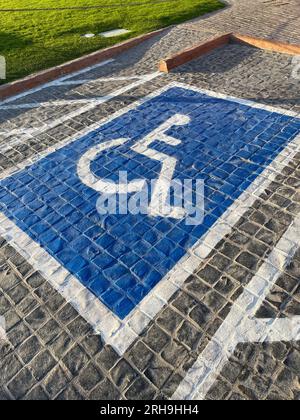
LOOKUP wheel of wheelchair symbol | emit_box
[77,114,191,218]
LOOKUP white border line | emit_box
[0,59,115,106]
[0,72,162,153]
[0,76,148,110]
[0,82,299,355]
[173,214,300,400]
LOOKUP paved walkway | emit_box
[0,0,299,400]
[185,0,300,44]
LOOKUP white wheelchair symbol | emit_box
[77,114,191,219]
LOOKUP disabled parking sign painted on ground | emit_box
[0,84,299,322]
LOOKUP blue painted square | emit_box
[1,86,299,319]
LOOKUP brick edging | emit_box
[232,34,300,55]
[159,33,231,72]
[0,27,169,100]
[159,33,300,73]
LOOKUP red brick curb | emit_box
[232,33,300,55]
[159,33,230,72]
[0,27,168,100]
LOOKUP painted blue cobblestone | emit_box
[0,86,299,319]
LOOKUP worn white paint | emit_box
[0,59,114,106]
[173,215,300,400]
[0,72,162,153]
[0,315,7,342]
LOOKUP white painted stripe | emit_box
[53,76,142,86]
[0,72,162,153]
[0,315,7,342]
[0,96,133,110]
[0,59,114,106]
[173,215,300,400]
[0,77,146,110]
[174,82,300,119]
[0,83,299,356]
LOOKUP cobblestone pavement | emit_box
[0,1,300,400]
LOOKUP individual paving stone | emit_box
[48,331,74,360]
[56,304,79,325]
[0,341,14,359]
[23,385,49,401]
[37,319,62,344]
[7,367,36,400]
[57,384,85,400]
[77,362,104,392]
[17,336,43,364]
[125,377,156,400]
[285,350,300,374]
[0,265,21,292]
[156,307,184,334]
[189,301,214,328]
[0,294,11,315]
[144,356,173,389]
[62,345,89,376]
[3,309,21,332]
[206,378,232,400]
[5,283,29,305]
[95,346,119,372]
[25,307,49,330]
[197,265,221,286]
[160,341,189,369]
[0,387,12,400]
[236,252,260,272]
[30,350,57,381]
[45,293,66,313]
[176,321,202,351]
[25,272,45,290]
[110,360,138,392]
[89,378,120,400]
[143,325,170,353]
[43,365,70,399]
[66,317,93,339]
[127,341,155,372]
[0,353,23,386]
[80,335,103,357]
[161,372,185,398]
[7,321,31,348]
[16,294,39,317]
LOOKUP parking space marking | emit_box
[52,76,143,86]
[0,59,114,106]
[173,214,300,400]
[0,71,162,153]
[0,77,153,111]
[0,83,299,355]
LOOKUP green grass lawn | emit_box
[0,0,224,84]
